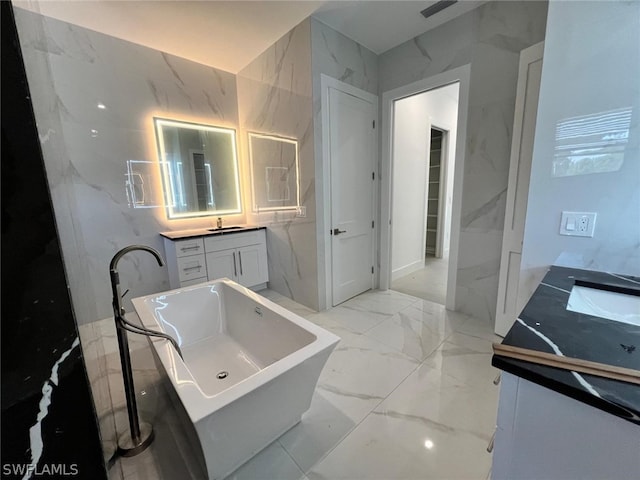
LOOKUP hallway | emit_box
[391,256,448,305]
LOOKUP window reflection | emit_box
[552,107,631,177]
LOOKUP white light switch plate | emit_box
[559,211,597,237]
[296,206,306,217]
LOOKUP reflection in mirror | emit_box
[154,118,241,218]
[125,160,165,209]
[553,107,632,177]
[248,133,300,211]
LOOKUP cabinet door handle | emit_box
[183,265,202,272]
[180,245,200,252]
[493,373,501,385]
[487,429,496,453]
[239,251,243,275]
[233,252,237,277]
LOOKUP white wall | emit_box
[519,0,640,306]
[391,83,459,279]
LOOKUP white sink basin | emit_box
[567,285,640,327]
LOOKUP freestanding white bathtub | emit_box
[132,279,340,479]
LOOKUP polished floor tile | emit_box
[314,289,419,335]
[344,289,419,317]
[392,256,449,305]
[312,304,391,334]
[278,390,360,473]
[374,340,500,439]
[365,300,467,361]
[306,410,492,480]
[316,330,420,419]
[224,442,307,480]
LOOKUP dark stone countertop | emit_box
[492,265,640,424]
[160,225,266,241]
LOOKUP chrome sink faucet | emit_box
[109,244,182,457]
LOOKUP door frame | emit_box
[380,65,471,311]
[494,42,544,336]
[318,74,379,310]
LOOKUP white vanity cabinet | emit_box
[204,230,268,288]
[163,228,268,290]
[492,373,640,479]
[164,237,208,287]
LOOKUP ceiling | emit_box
[14,0,485,73]
[313,1,486,54]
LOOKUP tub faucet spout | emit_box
[109,244,181,458]
[109,245,182,357]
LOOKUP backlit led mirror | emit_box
[248,133,300,212]
[154,118,241,219]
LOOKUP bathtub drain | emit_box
[216,371,229,380]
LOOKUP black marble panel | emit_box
[493,265,640,424]
[1,3,106,478]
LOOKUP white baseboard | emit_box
[391,260,424,281]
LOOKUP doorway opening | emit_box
[380,65,470,311]
[389,83,459,305]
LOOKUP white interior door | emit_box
[495,42,544,336]
[329,87,376,306]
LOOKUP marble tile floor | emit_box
[391,257,449,306]
[109,288,501,480]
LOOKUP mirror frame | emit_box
[153,117,242,219]
[248,132,300,212]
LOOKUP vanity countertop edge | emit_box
[492,265,640,425]
[160,225,266,241]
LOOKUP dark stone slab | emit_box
[1,3,106,477]
[493,265,640,424]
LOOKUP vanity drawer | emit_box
[204,230,265,253]
[174,238,205,258]
[176,254,207,282]
[179,277,207,287]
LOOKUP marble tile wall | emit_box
[378,1,548,323]
[14,7,242,327]
[14,7,242,474]
[310,18,378,96]
[310,18,379,309]
[519,0,640,306]
[237,19,319,310]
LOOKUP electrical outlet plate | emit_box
[559,211,597,237]
[295,206,306,218]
